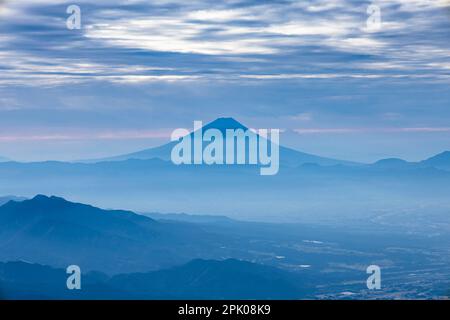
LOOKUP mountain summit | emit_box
[0,195,224,274]
[89,117,355,166]
[201,117,248,133]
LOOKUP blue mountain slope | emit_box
[110,258,307,299]
[0,261,120,300]
[371,158,413,169]
[0,195,230,274]
[368,151,450,171]
[144,212,235,224]
[92,117,357,167]
[0,155,450,221]
[0,259,308,300]
[0,195,27,206]
[421,151,450,170]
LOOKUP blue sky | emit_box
[0,0,449,162]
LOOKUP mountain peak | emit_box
[374,158,408,165]
[1,194,79,212]
[202,117,248,132]
[32,194,50,200]
[89,116,356,166]
[31,194,66,203]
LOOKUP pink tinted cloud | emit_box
[294,127,450,134]
[0,129,174,142]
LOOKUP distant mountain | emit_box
[111,258,307,299]
[143,212,234,224]
[0,195,229,274]
[0,261,118,300]
[1,155,450,221]
[421,151,450,170]
[371,158,414,169]
[0,195,27,206]
[0,157,9,163]
[0,259,307,299]
[91,117,357,167]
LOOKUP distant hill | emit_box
[111,258,307,299]
[0,261,118,300]
[90,117,357,167]
[0,259,307,299]
[1,154,450,220]
[0,157,9,163]
[372,158,413,169]
[370,152,450,172]
[0,195,230,274]
[421,151,450,170]
[143,212,235,224]
[0,196,27,206]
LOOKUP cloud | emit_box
[0,0,449,162]
[294,127,450,134]
[289,113,313,121]
[0,129,174,141]
[0,0,450,87]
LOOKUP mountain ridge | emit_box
[0,195,229,274]
[0,259,308,299]
[421,151,450,170]
[85,117,358,167]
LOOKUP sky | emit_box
[0,0,450,162]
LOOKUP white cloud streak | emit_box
[0,0,450,86]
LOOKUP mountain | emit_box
[0,195,27,206]
[144,212,235,224]
[371,158,414,169]
[0,259,307,299]
[0,157,9,163]
[1,155,450,221]
[0,261,117,300]
[110,258,307,299]
[369,152,450,171]
[0,195,229,274]
[421,151,450,170]
[91,117,357,167]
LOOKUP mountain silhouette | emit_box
[0,195,229,274]
[421,151,450,170]
[91,117,356,166]
[0,261,120,299]
[0,195,27,206]
[372,158,413,169]
[0,259,308,299]
[202,117,248,133]
[110,258,307,299]
[1,150,450,219]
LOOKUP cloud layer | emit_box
[0,0,449,162]
[0,0,449,86]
